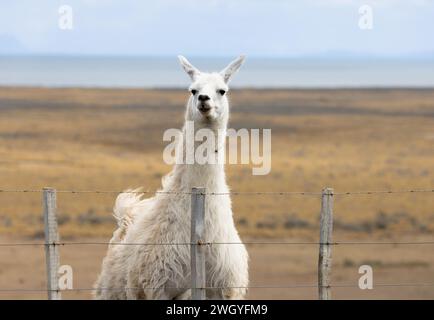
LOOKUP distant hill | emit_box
[0,35,27,55]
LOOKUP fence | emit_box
[0,187,433,300]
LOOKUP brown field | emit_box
[0,87,433,299]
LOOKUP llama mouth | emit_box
[198,104,212,114]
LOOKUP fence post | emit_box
[318,187,334,300]
[191,187,206,300]
[43,187,61,300]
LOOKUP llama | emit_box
[94,56,249,300]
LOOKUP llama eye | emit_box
[218,90,226,96]
[191,89,197,95]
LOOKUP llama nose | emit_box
[198,94,210,102]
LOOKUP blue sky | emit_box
[0,0,433,57]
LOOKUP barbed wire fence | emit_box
[0,187,433,300]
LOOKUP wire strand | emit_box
[1,282,434,293]
[0,189,433,195]
[1,240,434,247]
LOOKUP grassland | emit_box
[0,87,433,238]
[0,87,433,299]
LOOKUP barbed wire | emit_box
[0,188,433,196]
[1,187,433,298]
[1,240,434,247]
[1,282,434,294]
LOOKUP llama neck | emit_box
[168,118,228,193]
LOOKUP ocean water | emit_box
[0,56,433,88]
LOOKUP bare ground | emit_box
[0,235,433,300]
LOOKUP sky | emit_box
[0,0,433,57]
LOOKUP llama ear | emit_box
[220,55,245,83]
[178,55,200,81]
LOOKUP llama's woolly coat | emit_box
[94,56,249,300]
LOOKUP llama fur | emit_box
[94,56,249,300]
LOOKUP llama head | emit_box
[178,55,245,125]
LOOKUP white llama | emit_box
[94,56,249,300]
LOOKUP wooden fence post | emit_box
[191,187,206,300]
[318,187,334,300]
[43,188,61,300]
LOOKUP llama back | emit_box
[110,189,152,243]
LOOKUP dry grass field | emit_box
[1,234,434,300]
[0,87,433,299]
